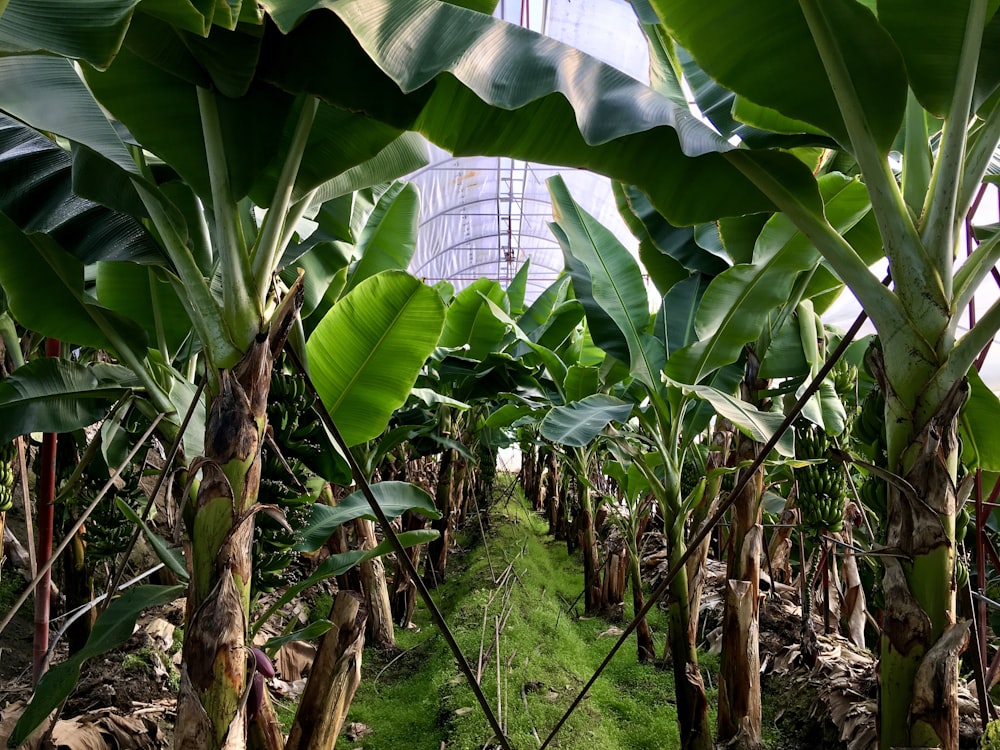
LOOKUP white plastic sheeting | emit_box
[406,0,647,302]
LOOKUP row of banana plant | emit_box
[2,1,1000,749]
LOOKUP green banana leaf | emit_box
[666,377,795,457]
[961,368,1000,472]
[0,57,138,176]
[260,0,820,226]
[307,270,445,447]
[10,584,186,747]
[96,263,191,358]
[618,184,729,277]
[0,359,136,443]
[0,114,160,265]
[506,260,530,316]
[878,0,1000,116]
[564,366,601,404]
[438,278,509,362]
[307,132,429,205]
[0,214,148,355]
[651,0,907,154]
[664,174,871,385]
[657,274,708,358]
[252,529,438,635]
[343,182,420,295]
[549,175,664,392]
[295,480,440,553]
[0,0,138,70]
[540,394,634,448]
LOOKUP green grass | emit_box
[336,490,690,750]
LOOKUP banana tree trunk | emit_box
[663,522,713,750]
[717,442,763,750]
[389,510,427,627]
[425,445,454,585]
[34,339,58,685]
[628,536,655,663]
[519,441,536,503]
[453,455,468,526]
[285,591,367,750]
[174,282,302,750]
[545,448,561,538]
[355,518,395,651]
[578,481,603,615]
[878,373,969,750]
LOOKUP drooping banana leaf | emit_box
[540,394,635,448]
[259,0,820,226]
[0,113,160,264]
[664,174,871,385]
[0,358,136,443]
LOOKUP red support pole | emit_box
[32,337,60,685]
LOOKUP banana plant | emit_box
[601,455,660,663]
[0,7,444,750]
[546,171,884,747]
[637,5,1000,747]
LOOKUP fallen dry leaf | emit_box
[274,640,316,681]
[345,722,373,741]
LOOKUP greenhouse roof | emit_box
[406,0,646,303]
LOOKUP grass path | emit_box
[334,485,688,750]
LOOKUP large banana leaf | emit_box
[96,262,191,357]
[664,174,871,384]
[307,270,445,447]
[656,274,708,358]
[878,0,1000,116]
[0,57,137,176]
[540,394,635,448]
[259,0,820,226]
[0,0,138,70]
[295,480,440,553]
[961,367,1000,472]
[0,214,147,354]
[666,377,795,457]
[651,0,907,154]
[343,182,420,295]
[307,132,429,206]
[549,176,665,392]
[617,183,729,277]
[0,358,136,443]
[438,278,509,362]
[0,114,160,265]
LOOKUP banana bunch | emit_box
[853,386,886,459]
[857,473,887,519]
[831,358,859,399]
[82,474,144,561]
[795,424,848,533]
[680,452,703,501]
[955,557,970,590]
[253,367,323,593]
[267,369,326,472]
[0,440,16,512]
